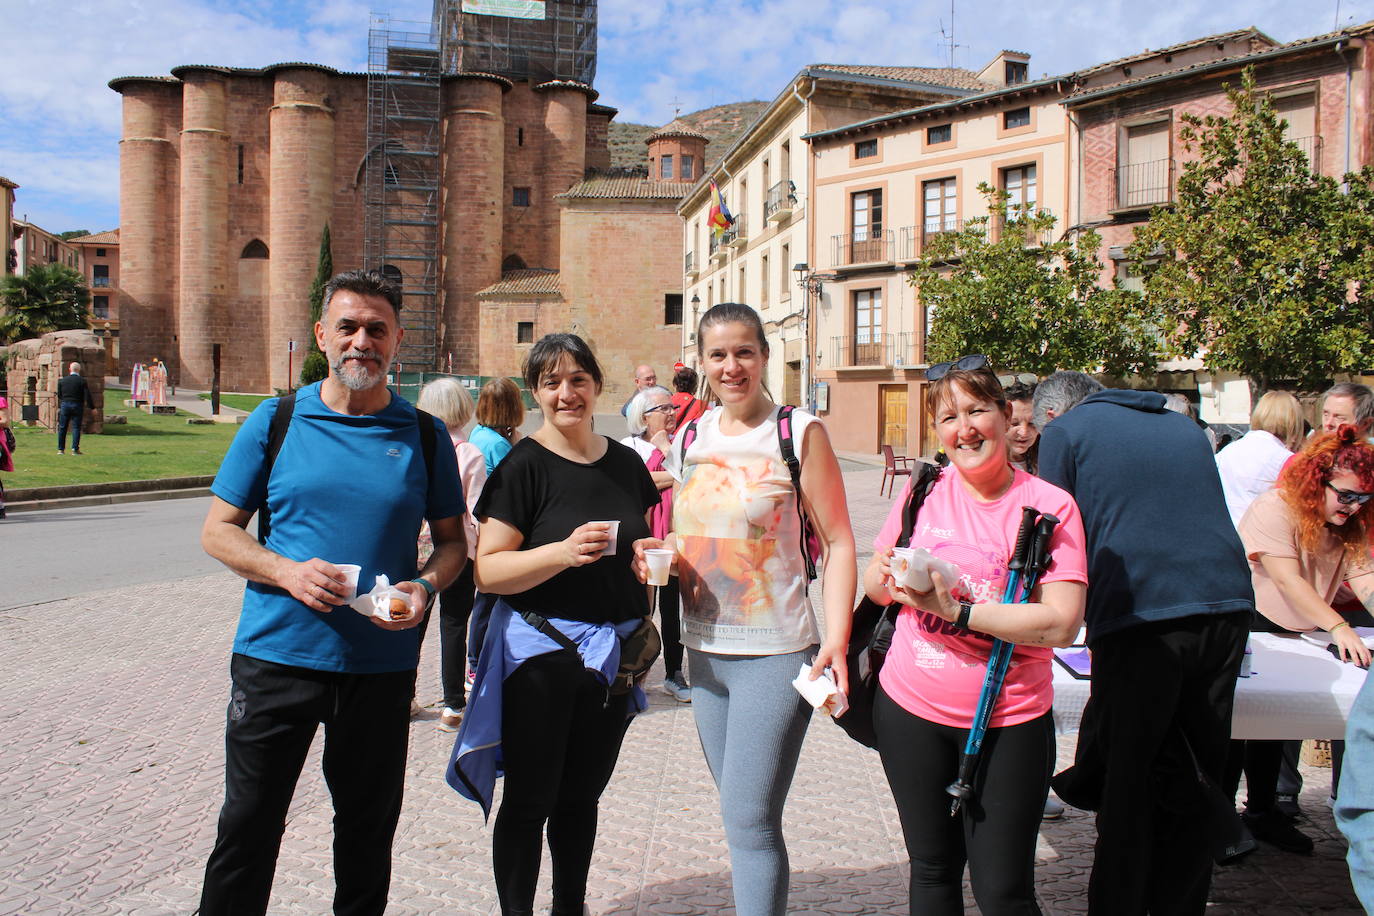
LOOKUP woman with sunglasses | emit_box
[636,302,857,916]
[1226,424,1374,853]
[863,354,1088,914]
[621,385,691,701]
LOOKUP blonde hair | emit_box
[1251,390,1305,452]
[417,377,475,431]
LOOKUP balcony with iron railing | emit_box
[708,231,727,263]
[1112,158,1175,211]
[723,213,748,248]
[684,250,697,277]
[91,276,111,288]
[831,229,894,268]
[1290,135,1321,172]
[764,180,797,222]
[829,332,916,369]
[995,212,1056,247]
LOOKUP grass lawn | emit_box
[196,392,271,412]
[5,389,243,489]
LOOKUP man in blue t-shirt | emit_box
[198,269,466,916]
[1034,371,1254,916]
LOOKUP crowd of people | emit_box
[192,270,1374,916]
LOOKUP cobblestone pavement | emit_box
[0,466,1363,914]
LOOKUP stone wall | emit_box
[5,330,107,432]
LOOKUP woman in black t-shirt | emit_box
[473,333,658,916]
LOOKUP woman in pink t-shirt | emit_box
[861,356,1087,914]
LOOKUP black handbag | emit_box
[834,462,942,748]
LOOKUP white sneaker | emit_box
[438,707,463,732]
[662,674,692,703]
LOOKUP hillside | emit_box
[608,100,770,172]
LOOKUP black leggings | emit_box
[494,649,631,915]
[874,686,1052,916]
[658,574,683,677]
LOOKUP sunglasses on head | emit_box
[1327,482,1374,507]
[927,354,990,381]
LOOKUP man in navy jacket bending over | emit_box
[1034,371,1254,916]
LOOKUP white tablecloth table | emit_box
[1052,632,1370,740]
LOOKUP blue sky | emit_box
[0,0,1368,234]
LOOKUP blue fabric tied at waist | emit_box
[445,596,647,818]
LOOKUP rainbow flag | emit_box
[708,180,735,236]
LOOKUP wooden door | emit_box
[784,361,801,407]
[881,385,908,451]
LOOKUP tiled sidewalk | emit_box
[0,467,1361,914]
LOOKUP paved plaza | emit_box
[0,465,1364,914]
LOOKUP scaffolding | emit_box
[364,16,445,373]
[433,0,597,85]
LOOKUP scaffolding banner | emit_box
[461,0,545,18]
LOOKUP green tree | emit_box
[300,223,333,385]
[910,184,1162,377]
[1128,67,1374,393]
[58,229,91,241]
[0,263,91,344]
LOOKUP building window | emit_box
[240,239,269,259]
[780,242,790,300]
[1002,164,1037,211]
[1274,91,1318,169]
[660,155,674,180]
[738,264,746,301]
[760,253,770,308]
[922,177,958,241]
[664,293,683,325]
[512,187,531,207]
[1003,107,1031,130]
[853,289,883,365]
[237,144,245,184]
[854,138,878,159]
[1119,119,1172,207]
[92,264,110,287]
[926,124,952,145]
[516,321,534,343]
[681,154,694,181]
[93,295,109,319]
[95,248,106,257]
[852,189,882,240]
[517,127,524,146]
[1005,60,1028,85]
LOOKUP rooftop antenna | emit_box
[938,0,965,70]
[1335,0,1343,30]
[671,96,683,118]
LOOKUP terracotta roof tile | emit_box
[647,118,707,142]
[556,178,695,200]
[0,176,17,189]
[1071,26,1273,79]
[476,269,562,298]
[809,64,994,92]
[71,228,119,245]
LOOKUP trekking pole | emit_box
[947,506,1039,815]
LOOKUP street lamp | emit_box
[689,293,701,353]
[792,263,833,413]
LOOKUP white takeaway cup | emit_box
[592,520,620,556]
[334,564,362,600]
[644,548,673,586]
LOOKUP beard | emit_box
[330,348,392,391]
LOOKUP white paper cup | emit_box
[889,547,915,589]
[644,548,673,586]
[592,520,620,556]
[334,564,362,600]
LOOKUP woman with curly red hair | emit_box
[1227,423,1374,853]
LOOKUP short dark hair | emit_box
[696,302,768,358]
[927,364,1008,417]
[523,333,603,392]
[322,269,403,317]
[1004,381,1036,404]
[673,365,699,394]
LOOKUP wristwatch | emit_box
[409,577,438,611]
[955,601,974,630]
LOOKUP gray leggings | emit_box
[688,646,815,916]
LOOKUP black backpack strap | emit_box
[257,393,296,544]
[415,406,437,486]
[895,461,943,549]
[775,405,815,577]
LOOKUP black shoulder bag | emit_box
[833,460,942,748]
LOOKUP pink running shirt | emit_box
[875,467,1088,728]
